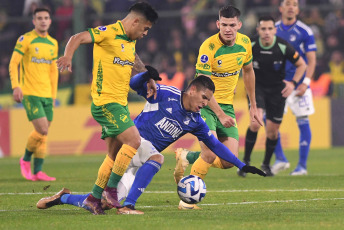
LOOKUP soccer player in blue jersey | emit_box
[36,71,266,215]
[271,0,317,175]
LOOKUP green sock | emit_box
[187,151,201,164]
[106,172,122,188]
[33,158,44,174]
[91,184,104,199]
[23,149,34,161]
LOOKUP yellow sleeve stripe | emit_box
[88,28,95,43]
[196,69,212,76]
[244,58,252,66]
[14,49,24,55]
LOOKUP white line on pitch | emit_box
[1,188,344,196]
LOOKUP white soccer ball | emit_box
[177,175,206,204]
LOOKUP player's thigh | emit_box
[22,95,48,121]
[216,104,239,141]
[31,117,49,135]
[286,88,315,117]
[91,102,138,142]
[265,91,286,124]
[129,137,162,168]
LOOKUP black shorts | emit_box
[249,83,286,124]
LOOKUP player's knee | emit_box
[201,151,216,164]
[36,127,48,136]
[149,154,164,164]
[221,161,235,169]
[250,123,260,132]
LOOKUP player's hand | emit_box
[249,105,264,127]
[281,80,294,98]
[295,83,307,96]
[241,165,266,177]
[218,114,236,128]
[144,65,162,81]
[57,56,72,72]
[147,78,157,99]
[13,87,23,103]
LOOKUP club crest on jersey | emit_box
[217,60,222,67]
[290,34,296,42]
[35,47,39,54]
[98,26,107,31]
[200,55,209,63]
[120,114,129,123]
[19,36,24,42]
[155,117,183,139]
[183,117,191,125]
[236,56,243,65]
[121,44,125,52]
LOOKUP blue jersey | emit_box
[276,20,317,84]
[130,72,245,169]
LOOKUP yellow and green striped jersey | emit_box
[196,32,252,104]
[88,21,136,106]
[9,29,58,98]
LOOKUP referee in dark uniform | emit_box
[238,15,307,177]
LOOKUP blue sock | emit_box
[61,193,90,208]
[274,132,288,162]
[123,160,161,207]
[297,118,311,169]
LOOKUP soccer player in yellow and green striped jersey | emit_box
[57,2,158,214]
[9,8,58,182]
[174,5,264,210]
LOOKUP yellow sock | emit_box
[26,130,44,152]
[211,157,224,169]
[34,135,47,159]
[95,155,114,189]
[112,144,137,176]
[190,156,212,180]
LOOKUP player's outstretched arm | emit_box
[57,31,92,72]
[202,134,266,177]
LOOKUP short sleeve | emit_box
[13,35,29,55]
[88,26,109,44]
[195,40,213,76]
[243,38,253,66]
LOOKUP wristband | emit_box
[303,77,311,86]
[291,80,297,87]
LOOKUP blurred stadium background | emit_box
[0,0,343,157]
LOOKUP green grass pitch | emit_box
[0,148,343,230]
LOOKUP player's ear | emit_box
[237,20,242,29]
[216,20,220,30]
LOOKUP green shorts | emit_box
[22,95,53,121]
[91,102,135,139]
[201,104,238,140]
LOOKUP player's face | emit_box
[130,17,153,41]
[188,87,213,113]
[32,11,51,34]
[257,20,276,45]
[216,16,242,46]
[280,0,299,21]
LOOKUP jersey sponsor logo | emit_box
[197,63,211,70]
[31,57,52,64]
[19,36,24,42]
[113,57,134,66]
[15,44,22,49]
[121,44,125,52]
[98,26,107,31]
[260,51,272,54]
[241,37,249,44]
[35,47,39,54]
[209,43,215,51]
[236,56,243,65]
[155,117,183,139]
[212,70,240,78]
[200,55,209,63]
[166,108,172,114]
[168,98,178,102]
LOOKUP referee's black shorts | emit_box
[249,83,286,124]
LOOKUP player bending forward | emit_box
[36,72,266,215]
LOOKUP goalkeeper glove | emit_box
[143,65,162,81]
[241,165,266,177]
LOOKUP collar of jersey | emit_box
[258,36,276,50]
[216,32,238,47]
[115,20,134,42]
[32,29,48,38]
[280,20,297,32]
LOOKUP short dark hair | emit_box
[129,2,158,24]
[187,75,215,93]
[33,8,51,17]
[219,5,241,19]
[258,15,275,25]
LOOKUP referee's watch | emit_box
[291,80,298,87]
